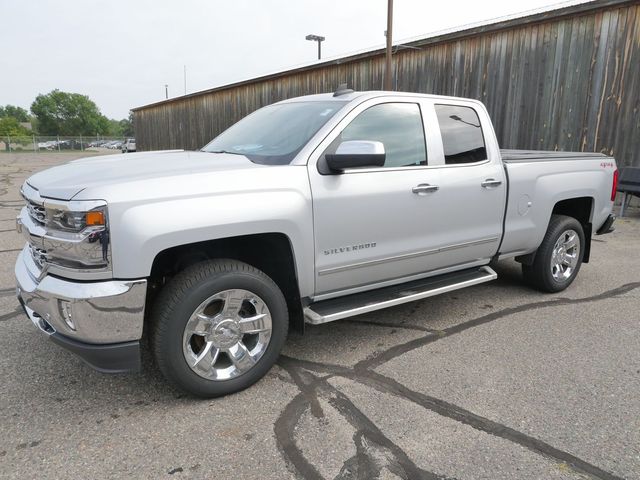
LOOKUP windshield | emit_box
[201,101,347,165]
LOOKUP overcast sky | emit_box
[1,0,589,119]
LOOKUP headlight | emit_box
[46,206,106,232]
[40,202,111,271]
[20,182,112,277]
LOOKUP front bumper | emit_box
[15,246,147,372]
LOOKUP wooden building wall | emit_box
[133,0,640,167]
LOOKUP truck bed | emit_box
[501,149,608,163]
[499,149,615,260]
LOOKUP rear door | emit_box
[426,101,506,265]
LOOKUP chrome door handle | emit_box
[481,178,502,188]
[412,184,439,195]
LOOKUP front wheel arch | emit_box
[146,233,305,335]
[150,259,289,397]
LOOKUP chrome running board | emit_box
[304,266,497,325]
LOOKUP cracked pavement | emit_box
[0,152,639,479]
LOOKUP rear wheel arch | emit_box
[551,197,593,263]
[517,196,594,266]
[522,214,585,292]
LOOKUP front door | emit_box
[308,99,441,296]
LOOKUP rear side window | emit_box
[435,105,487,164]
[339,103,427,168]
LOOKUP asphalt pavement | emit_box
[1,151,639,480]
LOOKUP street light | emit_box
[305,34,325,60]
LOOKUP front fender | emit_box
[108,189,314,297]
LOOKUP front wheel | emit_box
[150,259,288,397]
[522,214,585,293]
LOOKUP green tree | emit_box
[0,117,32,151]
[0,105,30,122]
[104,112,134,137]
[119,112,134,137]
[126,111,135,136]
[106,118,123,136]
[30,89,110,136]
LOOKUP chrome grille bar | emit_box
[26,201,46,225]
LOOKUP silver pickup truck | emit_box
[15,89,617,397]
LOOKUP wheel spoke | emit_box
[238,313,270,334]
[564,252,578,267]
[191,313,214,335]
[190,341,220,370]
[564,233,578,250]
[221,290,245,317]
[226,342,256,373]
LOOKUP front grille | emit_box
[28,244,49,269]
[26,201,46,225]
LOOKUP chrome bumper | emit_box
[15,245,147,344]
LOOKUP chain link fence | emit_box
[1,135,131,153]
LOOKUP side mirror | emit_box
[325,140,385,173]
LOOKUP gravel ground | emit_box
[0,152,639,480]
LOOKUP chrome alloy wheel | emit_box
[182,289,272,381]
[550,229,580,281]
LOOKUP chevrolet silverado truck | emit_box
[15,89,617,397]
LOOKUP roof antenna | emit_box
[333,83,354,97]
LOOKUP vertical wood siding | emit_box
[134,1,640,167]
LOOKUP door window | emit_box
[329,103,427,168]
[435,104,487,164]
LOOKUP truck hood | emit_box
[26,150,265,200]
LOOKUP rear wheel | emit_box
[522,214,585,293]
[150,259,288,397]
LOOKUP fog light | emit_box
[59,301,75,330]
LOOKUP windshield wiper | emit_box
[203,149,244,156]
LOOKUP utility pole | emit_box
[305,34,325,60]
[165,84,168,99]
[384,0,393,90]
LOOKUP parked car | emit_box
[61,140,90,150]
[37,141,57,150]
[122,138,136,153]
[15,90,617,397]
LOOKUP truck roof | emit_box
[276,90,486,106]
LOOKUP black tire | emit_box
[522,214,585,293]
[150,259,288,397]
